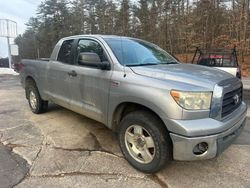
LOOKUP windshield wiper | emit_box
[126,61,178,67]
[126,63,158,67]
[159,61,179,65]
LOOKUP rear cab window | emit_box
[57,39,74,64]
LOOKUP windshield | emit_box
[104,38,178,66]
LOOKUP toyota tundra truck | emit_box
[19,35,247,173]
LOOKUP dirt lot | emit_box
[0,74,250,188]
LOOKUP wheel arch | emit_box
[25,76,37,99]
[111,102,168,133]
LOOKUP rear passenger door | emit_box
[47,39,75,108]
[69,38,112,124]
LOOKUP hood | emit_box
[130,63,234,90]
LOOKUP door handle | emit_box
[68,70,77,77]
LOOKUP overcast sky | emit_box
[0,0,41,58]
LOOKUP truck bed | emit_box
[20,59,50,92]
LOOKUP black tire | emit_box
[118,110,172,173]
[26,80,48,114]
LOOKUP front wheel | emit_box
[118,110,172,173]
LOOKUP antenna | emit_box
[120,36,126,77]
[123,64,127,77]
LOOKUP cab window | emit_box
[57,39,74,64]
[77,39,107,63]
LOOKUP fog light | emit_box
[193,142,208,155]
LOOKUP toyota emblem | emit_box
[233,94,240,105]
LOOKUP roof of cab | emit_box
[62,35,123,40]
[61,34,133,41]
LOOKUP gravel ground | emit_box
[0,74,250,188]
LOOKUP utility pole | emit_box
[6,20,12,68]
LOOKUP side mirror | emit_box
[78,52,110,70]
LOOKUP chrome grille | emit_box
[221,86,242,118]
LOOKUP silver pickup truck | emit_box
[20,35,247,173]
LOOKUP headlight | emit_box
[170,90,212,110]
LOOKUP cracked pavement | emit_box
[0,74,250,188]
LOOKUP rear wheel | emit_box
[118,110,172,173]
[26,80,48,114]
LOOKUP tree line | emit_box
[15,0,250,63]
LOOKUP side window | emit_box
[77,39,107,63]
[57,39,74,64]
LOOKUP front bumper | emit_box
[169,103,247,161]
